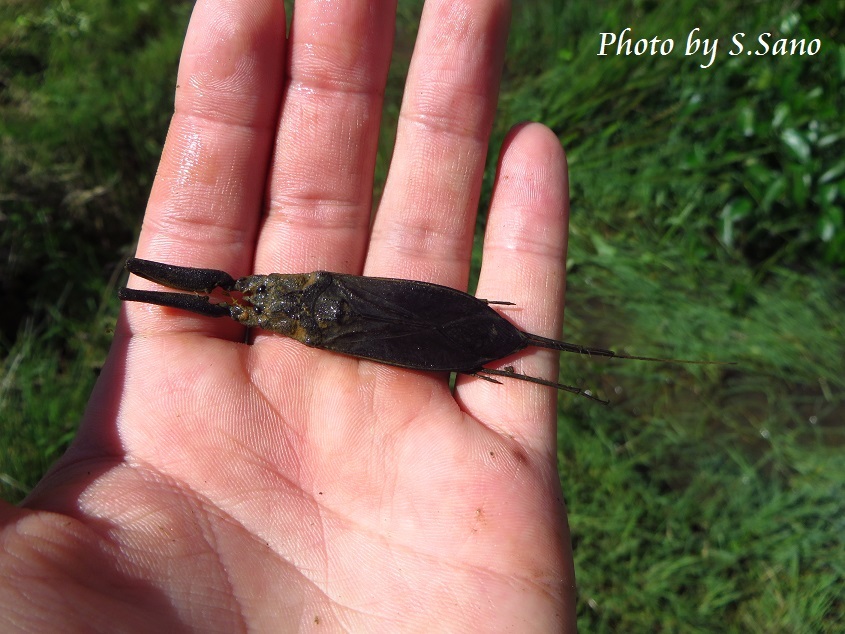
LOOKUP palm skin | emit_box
[1,0,577,631]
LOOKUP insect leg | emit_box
[475,367,609,404]
[125,258,237,293]
[466,372,503,384]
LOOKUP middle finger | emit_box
[255,0,396,275]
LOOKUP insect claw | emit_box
[121,259,237,319]
[118,288,231,318]
[125,258,237,293]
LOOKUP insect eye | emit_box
[256,284,266,294]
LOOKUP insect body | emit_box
[119,258,726,403]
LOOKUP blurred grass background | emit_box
[1,0,843,630]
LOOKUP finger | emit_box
[365,0,510,289]
[125,0,286,337]
[458,123,569,453]
[254,0,396,275]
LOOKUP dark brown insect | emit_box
[119,258,729,403]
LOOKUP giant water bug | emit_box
[119,258,730,403]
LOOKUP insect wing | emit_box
[316,275,526,372]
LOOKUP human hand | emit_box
[2,0,575,630]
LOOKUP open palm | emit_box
[2,0,576,630]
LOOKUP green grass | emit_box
[2,0,843,630]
